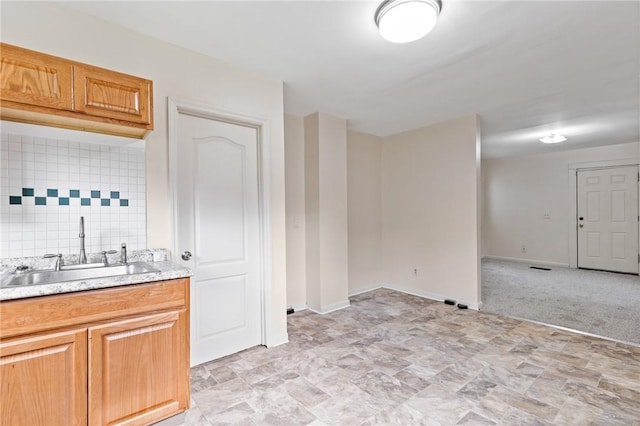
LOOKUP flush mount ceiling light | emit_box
[375,0,442,43]
[539,134,567,144]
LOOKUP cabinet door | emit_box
[0,43,73,111]
[0,329,87,426]
[74,64,153,127]
[88,310,189,426]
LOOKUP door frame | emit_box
[568,159,639,269]
[167,97,272,348]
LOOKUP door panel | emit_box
[197,275,247,337]
[195,138,246,263]
[175,112,261,366]
[577,166,638,273]
[586,233,600,257]
[586,191,600,221]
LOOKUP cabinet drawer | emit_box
[74,64,152,126]
[0,278,189,339]
[0,43,73,111]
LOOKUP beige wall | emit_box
[284,114,306,309]
[304,113,349,312]
[483,141,639,266]
[304,114,321,310]
[381,115,481,307]
[286,114,482,308]
[2,2,288,345]
[347,131,383,294]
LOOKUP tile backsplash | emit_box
[0,132,146,258]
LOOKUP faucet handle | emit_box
[101,250,118,266]
[44,253,63,271]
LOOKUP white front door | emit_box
[577,166,639,274]
[174,111,262,366]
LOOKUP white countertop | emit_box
[0,250,192,301]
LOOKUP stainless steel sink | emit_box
[1,262,159,288]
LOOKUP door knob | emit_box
[181,251,192,261]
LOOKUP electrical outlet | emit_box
[413,268,418,276]
[521,245,526,253]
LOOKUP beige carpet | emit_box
[481,258,640,345]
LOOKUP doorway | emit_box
[481,153,640,342]
[577,166,639,274]
[168,99,267,367]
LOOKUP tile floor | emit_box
[180,289,640,425]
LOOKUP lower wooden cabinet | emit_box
[88,311,189,426]
[0,329,87,426]
[0,278,190,426]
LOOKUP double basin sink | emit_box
[1,262,159,288]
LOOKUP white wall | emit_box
[483,141,639,266]
[0,132,146,258]
[347,130,383,295]
[382,115,481,308]
[2,2,288,345]
[284,114,306,309]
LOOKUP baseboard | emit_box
[308,299,351,315]
[348,284,383,297]
[483,255,569,268]
[291,304,308,312]
[302,283,482,313]
[353,283,480,311]
[265,333,289,348]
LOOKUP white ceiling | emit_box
[59,1,639,158]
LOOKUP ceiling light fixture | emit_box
[375,0,442,44]
[539,134,567,144]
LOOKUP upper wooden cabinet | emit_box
[0,43,74,112]
[0,43,153,139]
[74,64,152,127]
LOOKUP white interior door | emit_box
[577,166,638,274]
[175,112,262,366]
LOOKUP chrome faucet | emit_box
[79,216,87,264]
[120,242,128,265]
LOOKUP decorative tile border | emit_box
[9,188,129,207]
[1,132,146,258]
